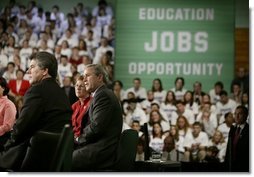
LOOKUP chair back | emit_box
[50,124,74,172]
[20,124,74,172]
[114,129,139,172]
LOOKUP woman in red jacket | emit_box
[8,69,30,98]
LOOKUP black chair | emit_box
[113,129,139,172]
[20,124,74,172]
[50,124,74,172]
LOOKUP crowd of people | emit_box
[0,0,250,172]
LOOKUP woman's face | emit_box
[75,80,88,98]
[177,118,185,129]
[153,123,162,135]
[151,111,160,122]
[214,131,222,143]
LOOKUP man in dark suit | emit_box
[72,64,123,171]
[225,105,249,172]
[0,52,72,171]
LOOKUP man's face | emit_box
[83,67,101,93]
[27,60,46,85]
[235,108,247,125]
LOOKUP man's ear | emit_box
[43,68,49,76]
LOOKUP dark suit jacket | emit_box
[225,123,249,172]
[72,85,123,171]
[62,86,78,105]
[0,78,72,171]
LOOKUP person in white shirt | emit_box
[170,77,187,101]
[183,90,199,117]
[112,80,126,103]
[151,78,167,104]
[147,110,170,135]
[59,40,72,59]
[183,122,209,162]
[50,5,65,31]
[209,81,224,105]
[19,27,38,48]
[37,31,55,50]
[57,29,79,49]
[125,77,147,100]
[2,62,16,82]
[93,37,114,64]
[216,90,238,125]
[217,112,235,141]
[38,39,53,54]
[57,55,72,87]
[124,98,147,127]
[175,100,195,126]
[77,55,92,74]
[207,130,227,162]
[149,122,167,154]
[84,30,99,58]
[169,125,185,160]
[96,6,112,29]
[19,40,33,69]
[131,120,143,137]
[196,110,217,138]
[141,90,155,115]
[92,0,113,17]
[160,90,178,124]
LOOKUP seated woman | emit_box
[0,77,16,146]
[72,75,92,145]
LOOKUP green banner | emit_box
[115,0,234,93]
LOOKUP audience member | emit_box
[230,67,249,94]
[8,69,30,98]
[169,125,185,161]
[131,120,143,137]
[229,82,242,104]
[72,64,123,171]
[207,130,227,162]
[112,80,125,102]
[147,110,169,135]
[209,81,223,105]
[124,98,147,127]
[125,77,147,100]
[149,122,166,154]
[2,62,16,83]
[160,90,178,124]
[151,78,166,104]
[216,90,238,125]
[183,90,199,117]
[161,135,178,161]
[0,77,16,147]
[183,122,209,162]
[192,81,206,105]
[135,137,145,161]
[217,112,235,141]
[175,100,195,126]
[170,77,187,101]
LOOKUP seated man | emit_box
[183,122,209,162]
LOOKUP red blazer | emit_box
[8,79,30,96]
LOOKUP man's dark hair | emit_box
[34,52,58,79]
